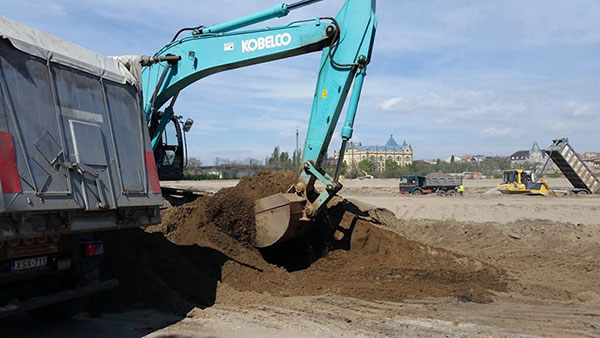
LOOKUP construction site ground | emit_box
[3,177,599,337]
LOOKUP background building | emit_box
[582,152,600,170]
[510,141,548,168]
[335,135,413,171]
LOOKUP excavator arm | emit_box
[141,0,377,247]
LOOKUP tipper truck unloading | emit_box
[544,138,600,194]
[0,17,162,319]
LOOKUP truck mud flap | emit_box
[0,279,119,318]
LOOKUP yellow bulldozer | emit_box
[497,169,554,196]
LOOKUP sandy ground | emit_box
[4,177,599,337]
[165,177,600,225]
[161,177,574,192]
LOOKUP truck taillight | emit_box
[82,242,104,257]
[144,151,161,194]
[0,132,22,193]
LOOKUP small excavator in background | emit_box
[358,170,374,180]
[135,0,378,247]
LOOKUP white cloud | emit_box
[3,0,600,162]
[564,101,597,118]
[378,90,523,122]
[481,127,519,138]
[47,3,66,16]
[542,120,584,133]
[380,97,402,111]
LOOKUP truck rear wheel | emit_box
[436,190,446,197]
[27,299,78,322]
[447,190,457,197]
[26,270,84,322]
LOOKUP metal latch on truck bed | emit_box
[62,162,109,209]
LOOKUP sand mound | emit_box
[162,171,298,247]
[101,171,507,314]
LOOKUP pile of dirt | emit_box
[101,171,507,314]
[162,170,298,247]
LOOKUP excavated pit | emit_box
[100,171,508,315]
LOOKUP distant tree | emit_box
[340,162,349,177]
[266,146,295,169]
[292,149,302,167]
[267,146,281,167]
[215,157,230,167]
[187,157,202,168]
[358,159,375,174]
[279,151,290,165]
[383,159,401,178]
[184,157,202,176]
[522,161,539,172]
[242,157,261,167]
[496,157,511,170]
[347,161,361,178]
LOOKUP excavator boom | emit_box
[140,0,377,247]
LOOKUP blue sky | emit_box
[2,0,599,163]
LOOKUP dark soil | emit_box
[101,170,507,314]
[162,170,298,247]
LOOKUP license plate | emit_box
[11,256,48,272]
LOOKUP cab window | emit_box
[163,120,179,147]
[162,120,179,166]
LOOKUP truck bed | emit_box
[0,16,163,239]
[425,176,463,187]
[545,138,600,194]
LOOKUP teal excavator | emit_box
[133,0,377,247]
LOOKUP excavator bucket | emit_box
[254,193,312,248]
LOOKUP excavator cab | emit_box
[152,115,193,181]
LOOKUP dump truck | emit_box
[544,138,600,195]
[399,174,463,196]
[0,17,162,319]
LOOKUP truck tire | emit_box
[412,189,422,195]
[27,299,78,322]
[447,190,457,197]
[26,272,83,322]
[436,190,446,197]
